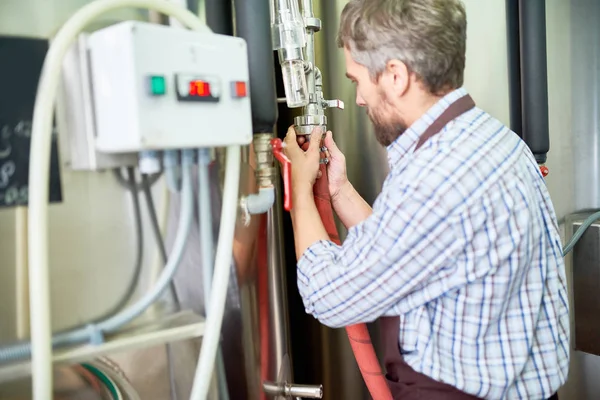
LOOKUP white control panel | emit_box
[88,21,252,153]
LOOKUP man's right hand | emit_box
[297,131,349,199]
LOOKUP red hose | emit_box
[313,163,393,400]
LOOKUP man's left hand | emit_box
[283,125,324,202]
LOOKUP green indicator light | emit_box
[149,75,166,95]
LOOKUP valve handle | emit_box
[540,165,549,178]
[271,138,292,211]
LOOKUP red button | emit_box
[233,81,247,98]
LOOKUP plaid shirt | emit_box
[297,88,570,399]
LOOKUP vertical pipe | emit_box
[520,0,550,164]
[302,0,316,96]
[267,184,292,379]
[205,0,233,35]
[505,0,523,138]
[234,0,278,133]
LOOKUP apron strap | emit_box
[414,94,476,152]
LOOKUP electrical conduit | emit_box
[24,1,205,396]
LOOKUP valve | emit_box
[540,165,549,178]
[271,138,292,211]
[323,99,344,110]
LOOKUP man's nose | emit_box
[356,92,366,107]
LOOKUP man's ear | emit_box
[383,59,410,97]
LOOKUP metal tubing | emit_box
[267,183,292,379]
[263,382,323,399]
[520,0,550,164]
[285,383,323,398]
[302,0,316,96]
[234,0,278,133]
[205,0,233,35]
[505,0,523,138]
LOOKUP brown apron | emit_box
[378,94,559,400]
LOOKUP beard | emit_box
[367,97,408,147]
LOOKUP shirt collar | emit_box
[387,87,469,169]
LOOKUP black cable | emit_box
[112,168,162,192]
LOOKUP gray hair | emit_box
[337,0,467,95]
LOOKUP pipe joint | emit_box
[239,134,278,225]
[240,187,275,226]
[253,133,278,188]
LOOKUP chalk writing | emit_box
[0,184,28,205]
[0,161,16,188]
[0,35,63,208]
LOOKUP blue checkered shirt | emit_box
[297,88,570,399]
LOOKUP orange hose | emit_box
[313,163,393,400]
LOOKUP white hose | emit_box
[27,1,205,396]
[198,149,230,400]
[190,145,241,400]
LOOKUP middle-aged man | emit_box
[283,0,570,399]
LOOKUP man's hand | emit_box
[283,126,325,203]
[297,131,349,200]
[297,130,373,230]
[322,131,349,199]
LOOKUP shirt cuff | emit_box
[297,239,340,316]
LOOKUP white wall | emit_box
[462,0,511,127]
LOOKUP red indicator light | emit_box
[189,80,210,97]
[235,81,247,97]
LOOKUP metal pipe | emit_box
[205,0,233,35]
[520,0,550,164]
[267,182,292,379]
[234,0,278,133]
[505,0,523,138]
[302,0,317,96]
[263,381,323,398]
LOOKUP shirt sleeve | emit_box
[297,178,470,328]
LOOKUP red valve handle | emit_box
[540,165,549,178]
[271,138,292,211]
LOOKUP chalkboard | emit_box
[0,37,63,208]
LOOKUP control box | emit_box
[87,21,252,153]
